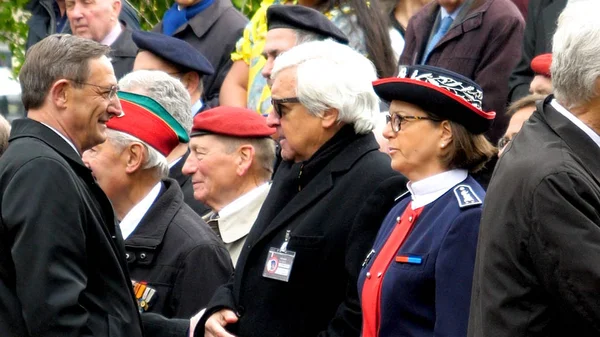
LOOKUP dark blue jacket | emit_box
[358,175,484,337]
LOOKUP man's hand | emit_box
[204,309,238,337]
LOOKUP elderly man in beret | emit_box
[220,4,350,116]
[181,106,276,265]
[199,39,401,337]
[82,70,233,319]
[132,30,215,217]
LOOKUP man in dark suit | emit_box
[153,0,247,109]
[400,0,524,145]
[469,1,600,336]
[0,34,143,337]
[131,30,214,216]
[82,70,232,318]
[200,39,401,337]
[507,0,567,102]
[66,0,137,78]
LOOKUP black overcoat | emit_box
[199,133,402,337]
[125,178,233,318]
[468,95,600,336]
[0,119,143,337]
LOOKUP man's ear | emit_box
[124,142,145,174]
[112,0,122,20]
[321,108,340,129]
[236,144,255,176]
[181,71,201,95]
[50,79,71,109]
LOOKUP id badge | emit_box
[262,229,296,282]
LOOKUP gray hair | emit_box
[118,70,193,133]
[551,0,600,108]
[294,30,325,46]
[19,34,110,111]
[217,135,277,181]
[271,39,379,134]
[106,129,169,180]
[0,115,10,157]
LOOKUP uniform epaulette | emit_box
[453,184,482,209]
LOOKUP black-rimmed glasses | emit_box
[386,113,440,133]
[271,97,300,118]
[69,80,119,100]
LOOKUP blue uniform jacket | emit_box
[358,175,484,337]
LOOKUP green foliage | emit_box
[0,0,262,76]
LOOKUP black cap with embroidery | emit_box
[266,5,349,45]
[132,30,214,76]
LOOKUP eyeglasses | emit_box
[69,80,119,100]
[386,113,440,132]
[497,136,511,150]
[271,97,300,118]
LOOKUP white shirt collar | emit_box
[39,121,80,156]
[407,169,468,209]
[551,99,600,149]
[191,99,204,115]
[120,182,162,240]
[168,155,183,169]
[218,183,271,243]
[101,22,123,46]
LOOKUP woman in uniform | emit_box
[359,65,496,337]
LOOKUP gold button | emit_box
[366,272,371,279]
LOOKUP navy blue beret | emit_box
[266,5,349,45]
[132,30,214,76]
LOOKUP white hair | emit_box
[551,0,600,108]
[106,129,169,180]
[118,70,193,133]
[271,39,379,134]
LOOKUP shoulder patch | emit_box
[453,184,482,209]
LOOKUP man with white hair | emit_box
[66,0,137,78]
[82,70,233,318]
[199,39,401,337]
[468,1,600,336]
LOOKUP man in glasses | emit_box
[0,34,143,336]
[131,30,215,217]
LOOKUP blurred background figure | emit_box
[381,0,432,59]
[360,65,495,337]
[200,39,400,337]
[82,70,232,317]
[0,115,10,157]
[66,0,138,78]
[400,0,524,146]
[153,0,247,109]
[182,106,276,265]
[508,0,567,102]
[497,93,545,156]
[25,0,139,51]
[469,1,600,335]
[219,1,395,116]
[529,53,553,95]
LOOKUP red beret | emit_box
[531,53,552,77]
[190,106,276,138]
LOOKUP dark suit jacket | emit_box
[110,22,138,80]
[507,0,567,102]
[125,178,233,318]
[468,95,600,337]
[199,133,402,337]
[154,0,247,108]
[400,0,524,144]
[0,119,143,337]
[169,150,211,217]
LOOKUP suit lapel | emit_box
[173,0,228,38]
[169,150,189,187]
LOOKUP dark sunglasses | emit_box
[271,97,300,118]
